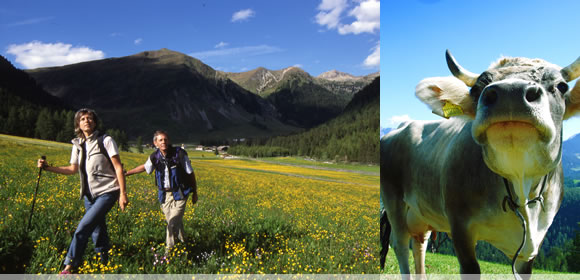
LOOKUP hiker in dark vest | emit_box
[125,130,197,252]
[37,108,128,274]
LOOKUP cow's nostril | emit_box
[525,86,541,103]
[482,88,498,106]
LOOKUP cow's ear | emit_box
[564,79,580,120]
[415,77,476,119]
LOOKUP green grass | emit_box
[127,147,380,175]
[382,249,560,275]
[254,156,379,174]
[0,134,378,274]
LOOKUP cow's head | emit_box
[416,50,580,180]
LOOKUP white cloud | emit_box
[215,41,229,48]
[232,9,255,22]
[316,0,379,35]
[6,41,105,69]
[388,115,413,128]
[134,38,143,45]
[363,41,380,68]
[315,0,347,29]
[190,45,282,59]
[338,0,380,34]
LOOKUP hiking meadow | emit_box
[0,134,379,274]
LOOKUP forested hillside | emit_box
[229,77,380,164]
[0,55,74,141]
[0,55,131,150]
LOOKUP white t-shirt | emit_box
[144,152,193,190]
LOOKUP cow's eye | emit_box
[556,82,569,94]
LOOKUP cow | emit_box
[380,50,580,278]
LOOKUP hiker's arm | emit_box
[111,155,128,210]
[37,158,78,175]
[125,164,146,176]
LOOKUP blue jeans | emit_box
[64,190,118,267]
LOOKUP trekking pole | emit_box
[28,155,45,231]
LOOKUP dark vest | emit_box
[150,147,192,203]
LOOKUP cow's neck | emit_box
[503,173,549,211]
[485,148,548,208]
[484,129,563,208]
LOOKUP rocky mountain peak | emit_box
[317,70,357,81]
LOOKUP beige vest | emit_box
[72,133,119,199]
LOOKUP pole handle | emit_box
[38,155,46,173]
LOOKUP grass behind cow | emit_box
[381,249,559,275]
[0,134,378,274]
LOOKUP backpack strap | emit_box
[150,148,166,169]
[177,147,197,204]
[149,150,158,165]
[79,141,92,201]
[97,133,114,169]
[150,149,166,192]
[176,147,185,166]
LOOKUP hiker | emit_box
[37,108,128,274]
[125,130,197,252]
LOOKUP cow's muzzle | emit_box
[480,82,542,108]
[472,80,553,144]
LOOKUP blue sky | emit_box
[380,0,580,140]
[0,0,379,77]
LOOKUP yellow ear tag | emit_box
[442,101,464,119]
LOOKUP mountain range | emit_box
[24,49,377,142]
[223,65,377,128]
[246,76,380,163]
[563,133,580,180]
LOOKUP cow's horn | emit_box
[445,49,479,87]
[561,56,580,82]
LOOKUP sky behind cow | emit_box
[380,0,580,140]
